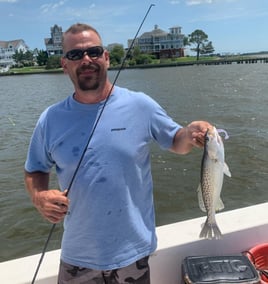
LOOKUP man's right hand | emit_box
[24,171,70,223]
[33,189,70,223]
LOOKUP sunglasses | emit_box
[64,46,104,61]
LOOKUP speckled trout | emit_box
[198,126,231,239]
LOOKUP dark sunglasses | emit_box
[64,46,104,61]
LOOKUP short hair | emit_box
[62,23,102,50]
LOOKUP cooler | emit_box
[182,255,260,284]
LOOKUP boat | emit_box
[1,202,268,284]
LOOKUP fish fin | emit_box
[223,162,231,177]
[197,184,206,212]
[216,197,225,211]
[199,218,222,239]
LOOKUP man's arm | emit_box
[24,171,69,223]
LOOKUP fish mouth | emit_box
[207,128,216,138]
[206,127,221,144]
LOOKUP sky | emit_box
[0,0,268,55]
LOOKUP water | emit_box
[0,64,268,262]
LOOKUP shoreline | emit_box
[1,55,268,76]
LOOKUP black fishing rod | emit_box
[31,4,155,284]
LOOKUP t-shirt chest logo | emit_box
[110,127,126,132]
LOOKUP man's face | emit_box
[61,30,110,92]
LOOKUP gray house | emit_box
[44,25,63,56]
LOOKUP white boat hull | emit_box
[1,202,268,284]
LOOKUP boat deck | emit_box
[1,202,268,284]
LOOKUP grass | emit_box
[2,53,266,75]
[7,66,63,74]
[11,56,217,73]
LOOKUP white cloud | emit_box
[186,0,216,5]
[186,0,239,4]
[40,0,67,14]
[169,0,180,4]
[0,0,17,2]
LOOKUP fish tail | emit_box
[199,218,222,239]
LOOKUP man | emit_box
[25,23,211,284]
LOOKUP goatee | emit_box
[77,64,100,91]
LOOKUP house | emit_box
[0,39,28,67]
[128,25,185,58]
[44,24,63,56]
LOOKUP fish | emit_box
[198,126,231,239]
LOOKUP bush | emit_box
[46,56,61,69]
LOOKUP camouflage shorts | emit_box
[58,256,150,284]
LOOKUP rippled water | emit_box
[0,63,267,262]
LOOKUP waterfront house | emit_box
[128,25,185,59]
[44,24,63,57]
[43,24,185,60]
[0,39,28,67]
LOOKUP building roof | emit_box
[0,39,25,49]
[44,38,53,45]
[140,25,167,39]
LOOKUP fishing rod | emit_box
[31,4,155,283]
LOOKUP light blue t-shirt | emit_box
[25,86,181,270]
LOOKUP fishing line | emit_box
[31,4,155,283]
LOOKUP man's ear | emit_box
[104,50,110,69]
[61,57,68,74]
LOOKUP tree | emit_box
[183,36,190,47]
[36,50,48,66]
[12,50,24,65]
[200,41,215,56]
[46,56,61,69]
[24,50,34,62]
[132,46,141,59]
[126,46,154,65]
[12,50,34,66]
[109,45,125,66]
[187,29,214,60]
[135,54,154,65]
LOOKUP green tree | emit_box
[109,45,124,66]
[187,29,214,60]
[12,50,34,66]
[12,50,24,65]
[132,46,141,58]
[127,46,154,65]
[24,50,34,61]
[135,54,154,65]
[36,50,48,66]
[46,56,61,69]
[200,41,215,56]
[183,36,190,47]
[126,46,141,62]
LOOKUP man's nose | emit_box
[81,51,94,62]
